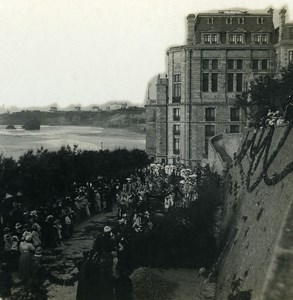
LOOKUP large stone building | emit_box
[146,8,292,166]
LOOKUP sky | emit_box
[0,0,292,109]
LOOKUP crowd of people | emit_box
[75,163,217,300]
[0,162,218,299]
[261,100,293,128]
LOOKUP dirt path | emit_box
[43,209,118,300]
[12,209,201,300]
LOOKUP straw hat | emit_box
[103,226,112,233]
[35,247,42,255]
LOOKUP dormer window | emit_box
[204,34,211,44]
[203,33,219,44]
[226,17,233,24]
[254,34,261,44]
[238,17,245,24]
[253,33,268,44]
[261,34,268,44]
[207,17,214,24]
[236,34,243,44]
[257,17,264,24]
[228,33,244,44]
[229,34,236,44]
[211,34,218,44]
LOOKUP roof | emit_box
[192,11,276,44]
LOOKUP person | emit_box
[30,247,47,299]
[3,229,12,263]
[19,235,35,283]
[0,263,12,300]
[99,251,115,300]
[284,99,293,121]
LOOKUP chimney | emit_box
[279,8,287,42]
[187,14,196,45]
[267,8,274,15]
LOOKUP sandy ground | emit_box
[12,208,200,299]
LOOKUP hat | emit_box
[35,247,42,255]
[104,226,112,233]
[15,223,22,229]
[199,268,206,276]
[5,233,11,239]
[11,235,19,242]
[4,227,10,233]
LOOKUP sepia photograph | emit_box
[0,0,292,299]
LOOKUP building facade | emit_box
[146,8,292,166]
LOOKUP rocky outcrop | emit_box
[23,118,41,130]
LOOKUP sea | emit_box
[0,125,146,159]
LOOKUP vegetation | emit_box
[0,147,150,208]
[5,124,16,129]
[235,64,293,127]
[0,107,145,130]
[23,118,41,130]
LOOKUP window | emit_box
[228,59,234,70]
[205,125,215,137]
[211,73,218,92]
[211,34,218,44]
[289,51,293,62]
[261,34,268,44]
[174,74,181,82]
[236,34,243,44]
[173,74,181,102]
[203,73,209,92]
[236,73,243,92]
[173,138,180,154]
[252,59,259,70]
[205,108,215,121]
[226,17,233,24]
[212,59,218,69]
[261,60,268,70]
[257,17,264,24]
[238,17,245,24]
[173,124,180,135]
[204,34,211,44]
[173,108,180,121]
[229,34,236,44]
[230,108,240,121]
[207,17,214,24]
[228,73,234,92]
[203,59,209,69]
[237,59,243,70]
[254,34,261,44]
[230,125,240,133]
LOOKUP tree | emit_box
[235,64,293,127]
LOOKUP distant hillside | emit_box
[0,107,146,132]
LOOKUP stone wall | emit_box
[222,133,243,158]
[215,124,293,300]
[208,134,225,176]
